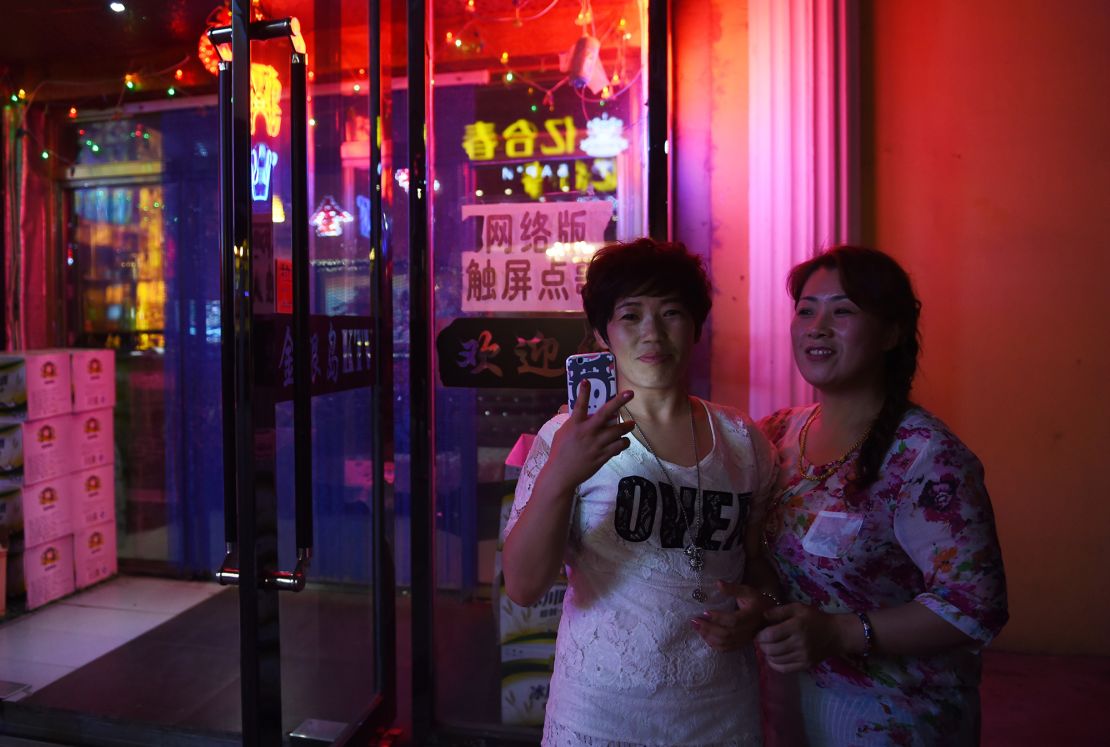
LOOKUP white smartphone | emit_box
[566,352,617,416]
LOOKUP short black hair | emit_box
[582,238,712,344]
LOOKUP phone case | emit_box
[566,352,617,415]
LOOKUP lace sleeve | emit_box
[503,425,554,541]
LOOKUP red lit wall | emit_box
[862,1,1110,653]
[674,0,751,408]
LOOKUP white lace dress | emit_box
[506,399,777,747]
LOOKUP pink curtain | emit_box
[3,104,60,352]
[747,0,860,418]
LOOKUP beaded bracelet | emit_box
[759,590,781,607]
[856,611,875,657]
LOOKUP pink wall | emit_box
[863,1,1110,653]
[673,0,751,409]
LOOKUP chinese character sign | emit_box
[460,201,613,312]
[462,117,578,161]
[254,314,374,400]
[436,317,588,389]
[250,63,282,138]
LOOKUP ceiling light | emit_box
[109,2,126,12]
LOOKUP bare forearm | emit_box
[502,469,576,606]
[742,554,782,600]
[503,388,636,606]
[833,601,976,658]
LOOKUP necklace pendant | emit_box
[684,544,705,571]
[691,587,707,603]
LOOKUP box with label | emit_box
[70,465,114,530]
[20,475,72,547]
[0,413,73,486]
[24,534,75,610]
[498,575,566,646]
[0,419,22,474]
[0,544,7,617]
[0,486,22,534]
[4,534,25,596]
[72,408,114,471]
[74,519,117,589]
[500,641,556,726]
[69,349,116,413]
[0,351,73,421]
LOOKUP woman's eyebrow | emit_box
[799,293,852,303]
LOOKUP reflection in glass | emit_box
[426,0,651,733]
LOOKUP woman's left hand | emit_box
[755,604,855,673]
[691,581,770,652]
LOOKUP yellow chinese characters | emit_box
[461,117,580,160]
[463,121,499,160]
[250,64,282,138]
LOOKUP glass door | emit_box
[214,1,394,744]
[0,2,394,745]
[405,0,665,742]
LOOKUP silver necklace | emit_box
[622,400,706,602]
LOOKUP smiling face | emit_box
[597,294,696,394]
[790,267,897,395]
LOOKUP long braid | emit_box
[855,333,918,486]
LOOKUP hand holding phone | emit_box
[566,352,617,416]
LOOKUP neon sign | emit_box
[251,143,278,202]
[356,195,372,238]
[462,116,579,161]
[481,158,617,199]
[250,63,282,138]
[311,196,354,237]
[580,116,629,157]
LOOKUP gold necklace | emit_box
[622,400,707,602]
[798,406,871,482]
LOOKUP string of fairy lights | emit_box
[4,53,192,168]
[441,0,642,114]
[4,0,643,166]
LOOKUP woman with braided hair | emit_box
[755,246,1008,745]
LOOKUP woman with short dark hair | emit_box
[503,238,778,746]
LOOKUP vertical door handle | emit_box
[214,19,312,592]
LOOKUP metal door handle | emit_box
[217,547,311,592]
[214,17,313,592]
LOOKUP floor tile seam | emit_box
[0,632,139,656]
[1,626,170,642]
[33,604,175,619]
[0,658,77,673]
[0,650,92,667]
[56,598,222,614]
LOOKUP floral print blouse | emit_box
[759,405,1008,739]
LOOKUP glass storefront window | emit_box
[2,0,660,743]
[425,0,651,735]
[4,2,386,742]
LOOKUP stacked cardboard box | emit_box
[0,349,117,613]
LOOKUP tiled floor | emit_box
[0,576,223,700]
[7,579,379,737]
[3,578,1107,746]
